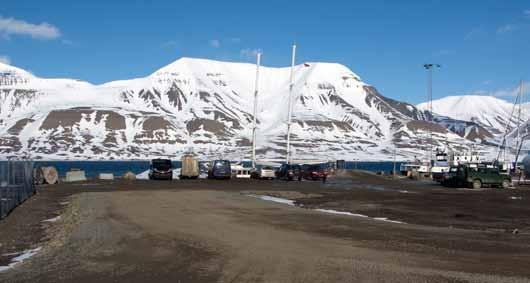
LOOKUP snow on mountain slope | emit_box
[417,95,525,134]
[0,58,487,161]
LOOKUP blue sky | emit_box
[0,0,529,104]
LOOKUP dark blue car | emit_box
[208,160,231,179]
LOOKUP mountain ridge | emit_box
[0,57,500,161]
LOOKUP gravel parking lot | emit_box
[1,171,530,282]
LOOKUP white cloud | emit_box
[496,24,515,34]
[240,48,261,60]
[0,55,10,64]
[0,16,60,39]
[524,10,530,17]
[489,81,530,97]
[209,39,220,48]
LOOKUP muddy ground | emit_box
[1,170,530,282]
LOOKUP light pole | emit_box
[424,63,440,162]
[286,44,296,164]
[251,52,261,169]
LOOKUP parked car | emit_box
[302,164,328,181]
[180,154,199,179]
[276,164,301,181]
[231,164,252,179]
[251,166,276,180]
[208,160,231,179]
[442,164,511,189]
[148,159,173,180]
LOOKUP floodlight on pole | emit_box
[423,63,441,163]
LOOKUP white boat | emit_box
[399,163,420,175]
[431,150,450,182]
[452,153,481,165]
[418,161,432,174]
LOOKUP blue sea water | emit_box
[25,160,402,178]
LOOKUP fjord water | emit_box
[27,161,403,178]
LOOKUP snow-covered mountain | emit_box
[417,95,527,135]
[0,58,491,161]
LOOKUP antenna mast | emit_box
[286,44,296,164]
[251,52,261,169]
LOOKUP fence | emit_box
[0,161,35,219]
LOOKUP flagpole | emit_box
[286,44,296,164]
[251,52,261,169]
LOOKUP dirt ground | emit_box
[1,171,530,282]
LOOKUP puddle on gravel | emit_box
[321,179,418,194]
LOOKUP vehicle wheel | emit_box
[472,179,482,189]
[501,179,511,189]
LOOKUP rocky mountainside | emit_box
[0,58,494,161]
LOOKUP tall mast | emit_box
[517,80,522,153]
[286,44,296,164]
[423,64,440,163]
[251,52,261,169]
[515,80,525,166]
[497,92,520,162]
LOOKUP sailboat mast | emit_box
[286,44,296,164]
[515,80,524,166]
[251,52,261,169]
[517,80,522,152]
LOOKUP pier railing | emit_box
[0,161,35,219]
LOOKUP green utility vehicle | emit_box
[442,164,511,189]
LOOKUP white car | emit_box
[252,166,276,180]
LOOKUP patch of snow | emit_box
[0,247,42,273]
[509,196,522,200]
[373,217,406,224]
[249,195,296,206]
[314,209,368,218]
[136,170,149,180]
[42,216,61,223]
[249,195,406,224]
